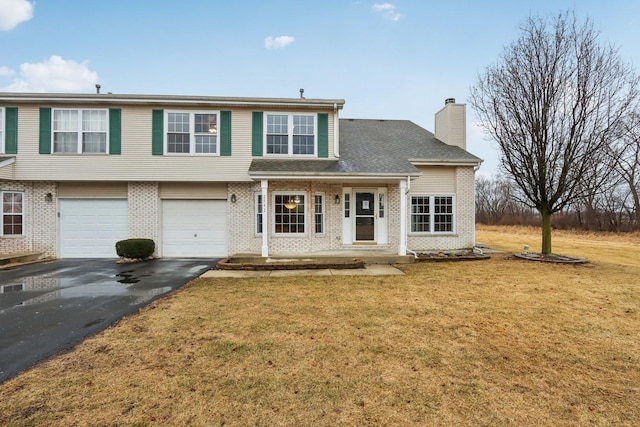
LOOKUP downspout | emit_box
[405,176,418,259]
[261,180,269,257]
[333,103,339,158]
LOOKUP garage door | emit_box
[59,199,128,258]
[162,200,228,257]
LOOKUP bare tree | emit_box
[470,11,639,254]
[614,112,640,229]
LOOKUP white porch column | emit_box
[261,179,269,257]
[399,180,407,256]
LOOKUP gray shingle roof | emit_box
[249,118,481,177]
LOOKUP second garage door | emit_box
[162,200,228,257]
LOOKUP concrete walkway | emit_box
[201,264,404,278]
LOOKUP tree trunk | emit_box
[540,207,552,255]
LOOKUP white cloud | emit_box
[0,66,15,77]
[372,3,401,22]
[3,56,99,92]
[264,35,295,50]
[0,0,34,31]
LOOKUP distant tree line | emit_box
[476,154,640,231]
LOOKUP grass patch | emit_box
[1,226,639,426]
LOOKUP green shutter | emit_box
[220,110,231,156]
[152,109,164,155]
[318,113,329,158]
[39,108,52,154]
[252,111,263,156]
[109,108,121,155]
[5,107,18,154]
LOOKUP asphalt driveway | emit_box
[0,258,217,383]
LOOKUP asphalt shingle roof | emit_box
[249,118,481,177]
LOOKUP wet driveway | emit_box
[0,258,217,383]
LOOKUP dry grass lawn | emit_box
[0,225,639,426]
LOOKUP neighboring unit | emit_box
[0,93,481,258]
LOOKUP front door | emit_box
[355,191,375,241]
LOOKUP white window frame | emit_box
[255,192,263,235]
[264,113,317,157]
[314,193,325,234]
[272,191,307,235]
[409,194,456,234]
[164,110,220,156]
[0,107,5,154]
[1,191,25,237]
[52,108,109,154]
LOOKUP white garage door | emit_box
[162,200,228,257]
[59,199,128,258]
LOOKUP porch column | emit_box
[399,180,407,256]
[261,179,269,257]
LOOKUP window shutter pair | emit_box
[152,110,232,156]
[38,108,121,154]
[251,112,329,157]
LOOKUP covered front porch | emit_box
[244,173,414,258]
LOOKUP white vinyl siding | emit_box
[11,106,335,182]
[410,166,455,193]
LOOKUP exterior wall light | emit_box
[335,194,340,204]
[45,193,53,202]
[230,194,237,203]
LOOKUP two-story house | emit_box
[0,92,481,259]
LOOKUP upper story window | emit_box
[53,109,108,154]
[166,111,218,155]
[0,107,4,153]
[265,113,316,156]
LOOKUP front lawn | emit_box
[1,226,638,426]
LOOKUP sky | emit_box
[1,0,640,176]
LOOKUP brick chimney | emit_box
[434,98,466,150]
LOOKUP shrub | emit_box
[115,238,155,259]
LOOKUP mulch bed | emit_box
[416,251,491,262]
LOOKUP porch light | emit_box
[230,194,237,203]
[45,193,53,202]
[334,194,340,204]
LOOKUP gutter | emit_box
[0,92,346,110]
